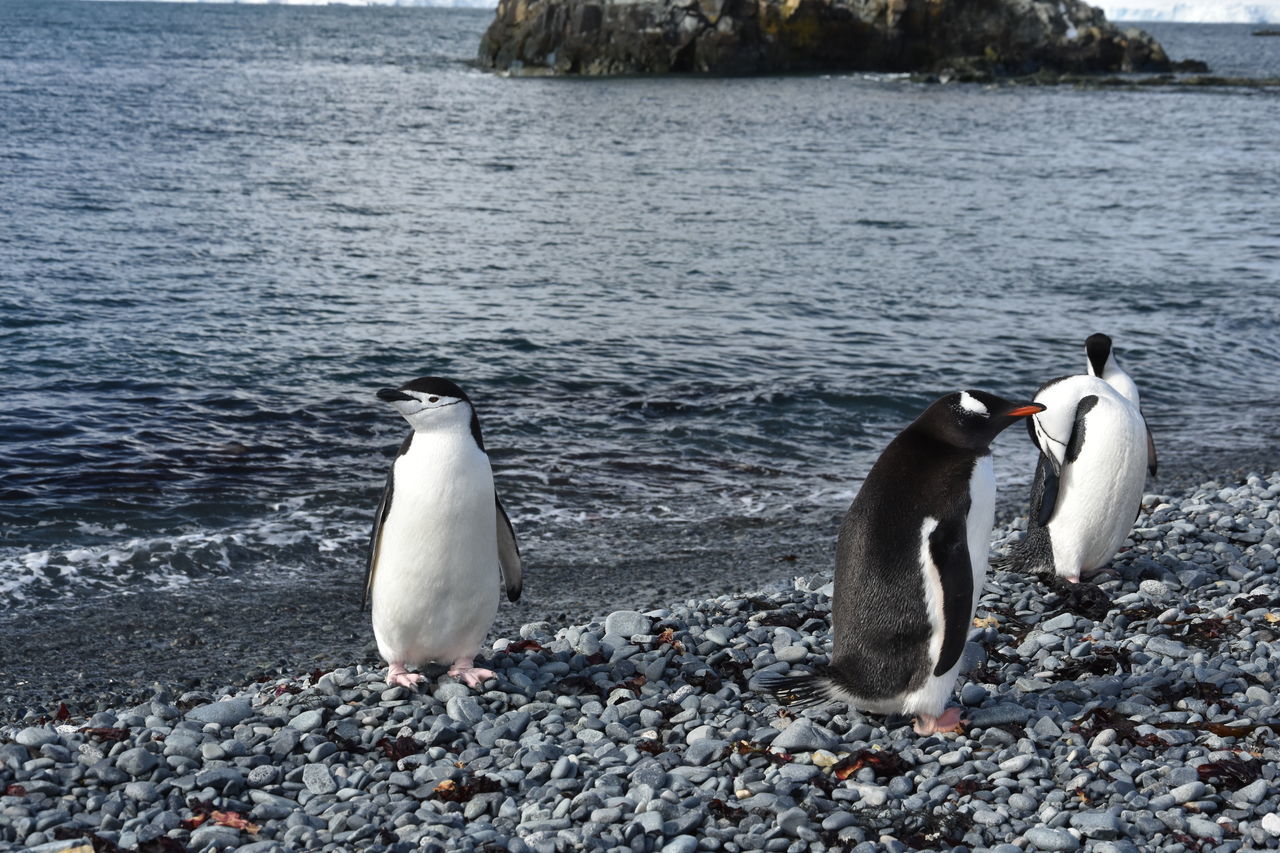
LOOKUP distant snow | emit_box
[92,0,1280,21]
[1098,1,1280,21]
[104,0,502,7]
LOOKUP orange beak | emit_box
[1006,403,1045,418]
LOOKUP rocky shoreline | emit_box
[3,470,1279,852]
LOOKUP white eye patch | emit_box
[958,392,988,416]
[407,392,458,407]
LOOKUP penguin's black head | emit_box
[376,376,485,448]
[377,376,472,405]
[920,390,1044,451]
[1085,333,1113,377]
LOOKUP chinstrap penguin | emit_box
[761,391,1043,735]
[1085,333,1157,477]
[363,377,522,688]
[1014,370,1148,583]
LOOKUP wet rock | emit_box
[478,0,1173,77]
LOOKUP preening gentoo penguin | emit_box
[1014,373,1148,583]
[1085,333,1157,476]
[363,377,522,688]
[762,391,1043,735]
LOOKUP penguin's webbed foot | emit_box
[913,706,966,736]
[448,659,496,688]
[386,663,424,688]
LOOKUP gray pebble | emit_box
[1186,816,1223,839]
[447,695,485,726]
[186,697,253,726]
[1025,825,1080,851]
[302,763,337,795]
[1070,811,1122,839]
[1040,612,1076,632]
[605,609,652,638]
[188,823,243,850]
[287,709,324,732]
[1170,780,1206,803]
[660,837,698,853]
[684,739,728,766]
[770,718,840,752]
[1139,579,1168,597]
[15,726,59,748]
[115,747,158,777]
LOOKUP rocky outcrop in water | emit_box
[477,0,1173,77]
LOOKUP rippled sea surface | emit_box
[2,3,1278,611]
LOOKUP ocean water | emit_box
[1,2,1278,614]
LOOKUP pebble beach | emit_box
[3,471,1279,852]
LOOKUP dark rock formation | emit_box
[477,0,1174,77]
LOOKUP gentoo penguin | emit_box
[1085,333,1157,476]
[362,377,522,688]
[762,391,1043,735]
[1014,373,1148,583]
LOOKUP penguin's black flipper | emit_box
[495,495,522,602]
[362,431,412,611]
[928,518,974,678]
[1145,421,1158,477]
[1065,396,1096,464]
[1032,453,1060,527]
[362,463,396,611]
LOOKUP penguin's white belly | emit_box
[897,456,994,717]
[371,446,499,666]
[1051,402,1147,577]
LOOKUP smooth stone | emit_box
[1146,636,1190,658]
[1000,754,1034,773]
[195,766,244,794]
[1040,613,1075,632]
[771,718,840,752]
[188,823,243,850]
[1170,781,1206,804]
[605,610,652,638]
[1186,816,1223,839]
[446,696,485,726]
[704,627,732,646]
[15,727,60,748]
[115,748,158,777]
[186,698,253,727]
[684,739,728,766]
[287,709,325,732]
[123,781,159,802]
[1234,778,1269,806]
[1070,811,1121,839]
[660,837,698,853]
[961,682,988,706]
[1025,826,1080,851]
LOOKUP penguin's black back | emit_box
[831,425,980,700]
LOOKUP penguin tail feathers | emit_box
[755,670,839,708]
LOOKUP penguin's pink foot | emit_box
[447,659,495,688]
[386,663,423,688]
[913,706,966,735]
